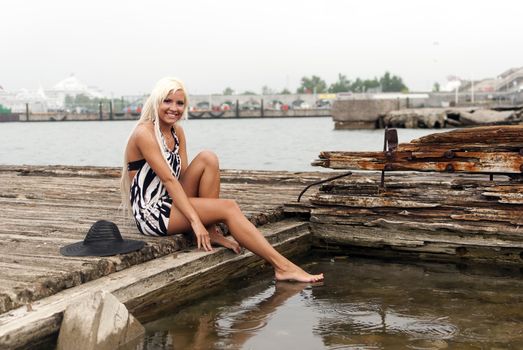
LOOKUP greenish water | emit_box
[141,256,523,349]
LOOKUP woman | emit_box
[121,77,323,283]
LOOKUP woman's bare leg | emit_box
[168,197,323,283]
[180,151,240,253]
[180,150,221,198]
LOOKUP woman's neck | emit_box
[159,122,173,135]
[160,127,171,134]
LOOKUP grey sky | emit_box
[2,0,522,96]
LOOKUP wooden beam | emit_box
[314,125,523,174]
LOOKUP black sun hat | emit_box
[60,220,145,257]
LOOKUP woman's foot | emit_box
[275,264,324,283]
[207,224,242,254]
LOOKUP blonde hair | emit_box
[120,77,189,216]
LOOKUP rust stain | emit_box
[316,150,523,174]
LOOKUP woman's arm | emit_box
[134,125,212,251]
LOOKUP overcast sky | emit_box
[2,0,522,96]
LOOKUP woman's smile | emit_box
[159,89,185,125]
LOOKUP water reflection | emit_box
[143,257,523,349]
[144,280,318,349]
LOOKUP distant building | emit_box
[496,67,523,92]
[0,87,49,113]
[0,75,105,112]
[441,76,462,92]
[442,67,523,93]
[47,75,104,102]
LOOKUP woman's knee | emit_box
[195,150,219,169]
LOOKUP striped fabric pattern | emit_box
[130,127,181,236]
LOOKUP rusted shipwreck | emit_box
[288,125,523,265]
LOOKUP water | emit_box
[0,118,440,170]
[143,256,523,349]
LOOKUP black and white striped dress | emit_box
[128,127,181,236]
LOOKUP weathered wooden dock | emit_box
[287,171,523,264]
[0,165,325,349]
[293,125,523,265]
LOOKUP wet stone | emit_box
[57,290,144,350]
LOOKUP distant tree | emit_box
[297,75,327,94]
[64,95,75,106]
[222,87,234,95]
[379,72,408,92]
[326,72,406,93]
[0,103,11,114]
[241,91,256,95]
[365,78,380,90]
[280,88,291,95]
[63,93,113,112]
[432,82,440,92]
[328,74,351,93]
[350,78,365,92]
[74,94,91,105]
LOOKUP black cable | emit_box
[297,171,353,202]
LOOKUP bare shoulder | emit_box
[174,123,185,136]
[174,123,187,142]
[128,122,158,158]
[132,121,155,141]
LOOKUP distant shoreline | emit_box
[0,109,332,122]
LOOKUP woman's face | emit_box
[158,89,185,126]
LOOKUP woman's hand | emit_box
[192,221,213,252]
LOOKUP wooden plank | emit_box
[315,150,523,173]
[312,223,523,263]
[0,165,325,316]
[410,125,523,145]
[313,125,523,174]
[289,168,523,258]
[311,194,440,208]
[0,219,311,350]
